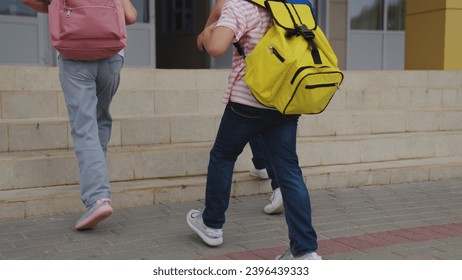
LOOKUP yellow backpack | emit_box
[237,0,343,115]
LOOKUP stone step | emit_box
[0,88,225,120]
[3,85,462,120]
[0,67,228,120]
[0,115,221,152]
[2,67,462,121]
[0,67,230,92]
[2,109,462,152]
[1,155,461,220]
[2,130,462,191]
[2,67,462,93]
[2,66,462,220]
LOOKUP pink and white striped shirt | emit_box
[215,0,272,108]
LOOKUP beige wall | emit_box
[405,0,462,70]
[329,0,347,70]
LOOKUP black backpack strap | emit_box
[282,2,322,64]
[294,25,322,64]
[233,42,246,58]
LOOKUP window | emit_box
[160,0,194,35]
[132,0,149,23]
[347,0,406,70]
[387,0,405,31]
[0,0,36,17]
[350,0,384,30]
[350,0,405,31]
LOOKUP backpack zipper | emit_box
[305,83,339,89]
[269,46,285,63]
[291,65,330,85]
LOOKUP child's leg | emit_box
[203,103,264,228]
[58,56,111,208]
[261,114,318,256]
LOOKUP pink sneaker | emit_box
[75,198,113,230]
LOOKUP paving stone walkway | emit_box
[1,178,462,260]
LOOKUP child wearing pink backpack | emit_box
[21,0,137,230]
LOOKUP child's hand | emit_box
[197,31,205,51]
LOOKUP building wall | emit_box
[329,0,348,70]
[0,0,406,70]
[405,0,462,70]
[445,1,462,70]
[405,0,446,69]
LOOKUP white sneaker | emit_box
[249,168,269,179]
[263,188,284,214]
[186,209,223,247]
[276,249,322,260]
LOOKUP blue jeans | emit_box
[58,54,123,207]
[249,135,278,191]
[203,102,318,256]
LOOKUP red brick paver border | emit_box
[202,222,462,260]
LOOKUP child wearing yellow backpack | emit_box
[187,0,321,260]
[198,0,290,216]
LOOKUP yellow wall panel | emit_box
[406,0,462,69]
[405,11,445,69]
[444,10,462,69]
[407,0,446,15]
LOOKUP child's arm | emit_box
[21,0,49,13]
[205,0,226,27]
[197,0,226,50]
[122,0,138,25]
[201,23,234,58]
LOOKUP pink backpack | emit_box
[48,0,127,61]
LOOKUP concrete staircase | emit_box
[1,66,462,220]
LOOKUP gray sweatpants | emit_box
[58,54,124,208]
